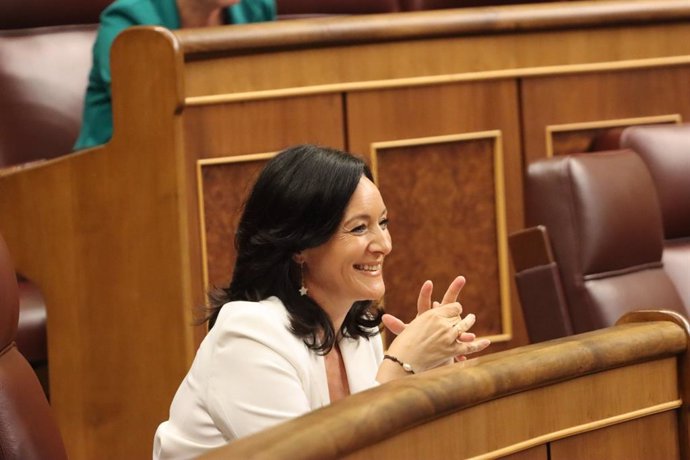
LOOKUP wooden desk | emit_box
[200,311,690,459]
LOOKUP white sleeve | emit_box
[205,305,316,440]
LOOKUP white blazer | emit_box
[153,296,383,459]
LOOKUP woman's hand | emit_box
[379,276,490,378]
[383,276,475,343]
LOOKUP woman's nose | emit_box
[371,228,392,255]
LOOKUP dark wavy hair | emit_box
[207,144,383,354]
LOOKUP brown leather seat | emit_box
[510,150,687,342]
[0,0,110,29]
[0,232,67,460]
[16,276,48,370]
[0,24,96,167]
[593,124,690,309]
[0,8,100,392]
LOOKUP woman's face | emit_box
[301,177,392,312]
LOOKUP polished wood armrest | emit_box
[201,310,690,460]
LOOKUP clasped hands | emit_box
[383,276,491,373]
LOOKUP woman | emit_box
[153,145,490,458]
[74,0,275,150]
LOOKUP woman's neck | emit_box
[177,0,225,27]
[307,290,352,334]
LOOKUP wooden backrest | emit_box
[200,310,690,459]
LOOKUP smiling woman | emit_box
[152,145,490,459]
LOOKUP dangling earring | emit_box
[298,263,308,296]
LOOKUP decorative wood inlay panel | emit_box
[371,132,510,343]
[197,153,277,290]
[521,65,690,163]
[545,114,682,157]
[346,79,526,351]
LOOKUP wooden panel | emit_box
[183,94,344,158]
[546,114,682,157]
[550,411,680,460]
[179,21,690,97]
[619,310,690,460]
[198,155,273,288]
[521,65,690,162]
[186,94,345,294]
[346,80,526,350]
[345,358,679,460]
[373,134,510,343]
[500,445,547,460]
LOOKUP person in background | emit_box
[74,0,275,150]
[153,144,490,458]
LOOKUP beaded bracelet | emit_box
[383,354,415,374]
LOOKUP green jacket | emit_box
[74,0,275,150]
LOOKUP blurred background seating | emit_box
[0,0,107,397]
[0,231,67,460]
[511,149,688,343]
[592,124,690,308]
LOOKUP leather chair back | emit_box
[0,0,110,29]
[517,150,686,339]
[0,25,96,167]
[593,124,690,308]
[0,234,67,460]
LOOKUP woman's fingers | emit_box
[381,313,407,336]
[452,312,476,333]
[441,276,466,306]
[434,302,462,320]
[458,332,475,342]
[417,280,433,315]
[455,338,491,357]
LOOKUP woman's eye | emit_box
[379,218,389,230]
[350,224,367,234]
